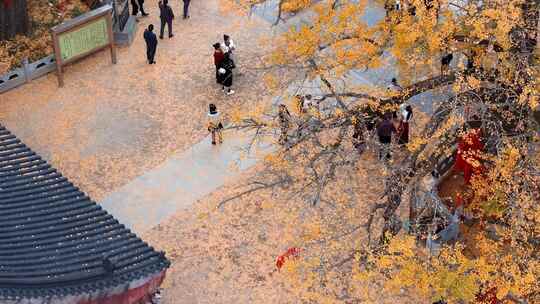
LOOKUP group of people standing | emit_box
[213,35,237,95]
[275,80,413,162]
[142,0,193,64]
[375,103,413,160]
[384,0,439,18]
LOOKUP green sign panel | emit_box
[58,17,109,62]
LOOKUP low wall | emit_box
[0,55,57,94]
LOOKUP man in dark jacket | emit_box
[159,0,174,39]
[137,0,149,16]
[376,113,396,160]
[183,0,191,19]
[131,0,148,16]
[144,24,158,64]
[131,0,139,15]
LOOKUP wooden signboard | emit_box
[51,5,116,87]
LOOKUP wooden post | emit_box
[106,11,117,64]
[51,31,65,87]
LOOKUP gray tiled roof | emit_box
[0,125,169,299]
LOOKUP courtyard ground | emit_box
[0,0,272,200]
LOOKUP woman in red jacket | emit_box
[213,43,225,84]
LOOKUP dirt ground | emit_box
[0,0,272,200]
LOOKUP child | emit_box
[207,104,224,145]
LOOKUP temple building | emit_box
[0,124,169,304]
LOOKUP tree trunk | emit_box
[0,0,29,41]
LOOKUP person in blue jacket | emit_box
[143,24,158,64]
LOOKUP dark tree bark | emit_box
[0,0,29,41]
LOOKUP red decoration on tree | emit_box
[276,247,301,271]
[475,286,500,304]
[454,128,484,184]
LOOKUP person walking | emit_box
[159,0,174,39]
[213,43,225,84]
[397,103,413,145]
[217,53,235,95]
[182,0,191,19]
[207,104,223,145]
[137,0,149,16]
[376,113,396,160]
[131,0,139,16]
[143,24,158,64]
[278,104,292,145]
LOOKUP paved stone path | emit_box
[101,129,273,234]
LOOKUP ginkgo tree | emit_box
[221,0,539,303]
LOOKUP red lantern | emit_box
[454,129,484,184]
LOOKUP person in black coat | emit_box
[137,0,148,16]
[217,53,235,95]
[441,53,453,75]
[376,113,396,160]
[144,24,158,64]
[183,0,191,19]
[159,0,174,39]
[131,0,139,15]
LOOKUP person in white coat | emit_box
[221,34,237,72]
[207,104,223,145]
[221,34,235,54]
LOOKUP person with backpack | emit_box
[159,0,174,39]
[143,24,158,64]
[217,53,235,95]
[207,104,224,145]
